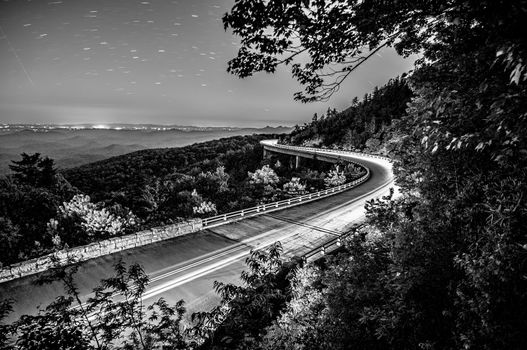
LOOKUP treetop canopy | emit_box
[223,0,527,102]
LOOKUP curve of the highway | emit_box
[0,141,395,323]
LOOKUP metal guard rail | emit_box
[263,141,393,163]
[302,223,366,262]
[202,173,370,228]
[264,142,392,261]
[200,141,389,229]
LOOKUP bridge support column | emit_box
[295,155,300,169]
[263,148,270,159]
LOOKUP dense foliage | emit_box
[0,154,77,266]
[0,244,297,350]
[0,136,274,266]
[0,154,138,266]
[282,77,412,149]
[1,258,189,350]
[221,0,527,348]
[191,242,298,349]
[63,134,365,228]
[0,134,364,266]
[62,135,270,222]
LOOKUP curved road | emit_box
[0,143,394,323]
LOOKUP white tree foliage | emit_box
[283,177,307,195]
[191,189,217,216]
[261,266,325,348]
[214,166,230,192]
[248,165,279,186]
[197,166,230,192]
[324,166,346,188]
[57,194,135,237]
[193,201,218,215]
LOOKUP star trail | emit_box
[0,0,416,127]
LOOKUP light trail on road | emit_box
[0,143,395,322]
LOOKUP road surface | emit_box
[0,144,394,323]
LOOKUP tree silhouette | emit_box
[9,153,56,188]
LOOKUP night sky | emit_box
[0,0,416,127]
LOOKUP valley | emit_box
[0,125,291,174]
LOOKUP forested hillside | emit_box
[0,126,291,175]
[0,135,274,266]
[62,134,269,212]
[62,134,362,228]
[282,77,412,151]
[0,133,363,266]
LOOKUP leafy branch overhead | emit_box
[223,0,526,102]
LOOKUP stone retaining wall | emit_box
[0,141,389,284]
[0,219,202,283]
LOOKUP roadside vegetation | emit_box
[1,0,527,349]
[281,76,412,152]
[0,134,364,267]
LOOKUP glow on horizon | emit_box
[0,0,416,127]
[92,124,108,129]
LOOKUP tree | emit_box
[224,1,527,349]
[261,233,393,350]
[14,297,91,350]
[286,77,412,148]
[9,153,57,188]
[260,265,325,350]
[61,134,279,229]
[52,194,137,245]
[195,166,230,199]
[324,165,346,188]
[0,299,13,350]
[191,242,297,349]
[224,0,526,102]
[192,200,218,217]
[0,165,74,265]
[248,165,279,187]
[248,165,280,200]
[2,259,189,350]
[0,218,20,268]
[283,177,307,196]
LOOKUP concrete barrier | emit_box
[0,140,386,284]
[0,219,202,283]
